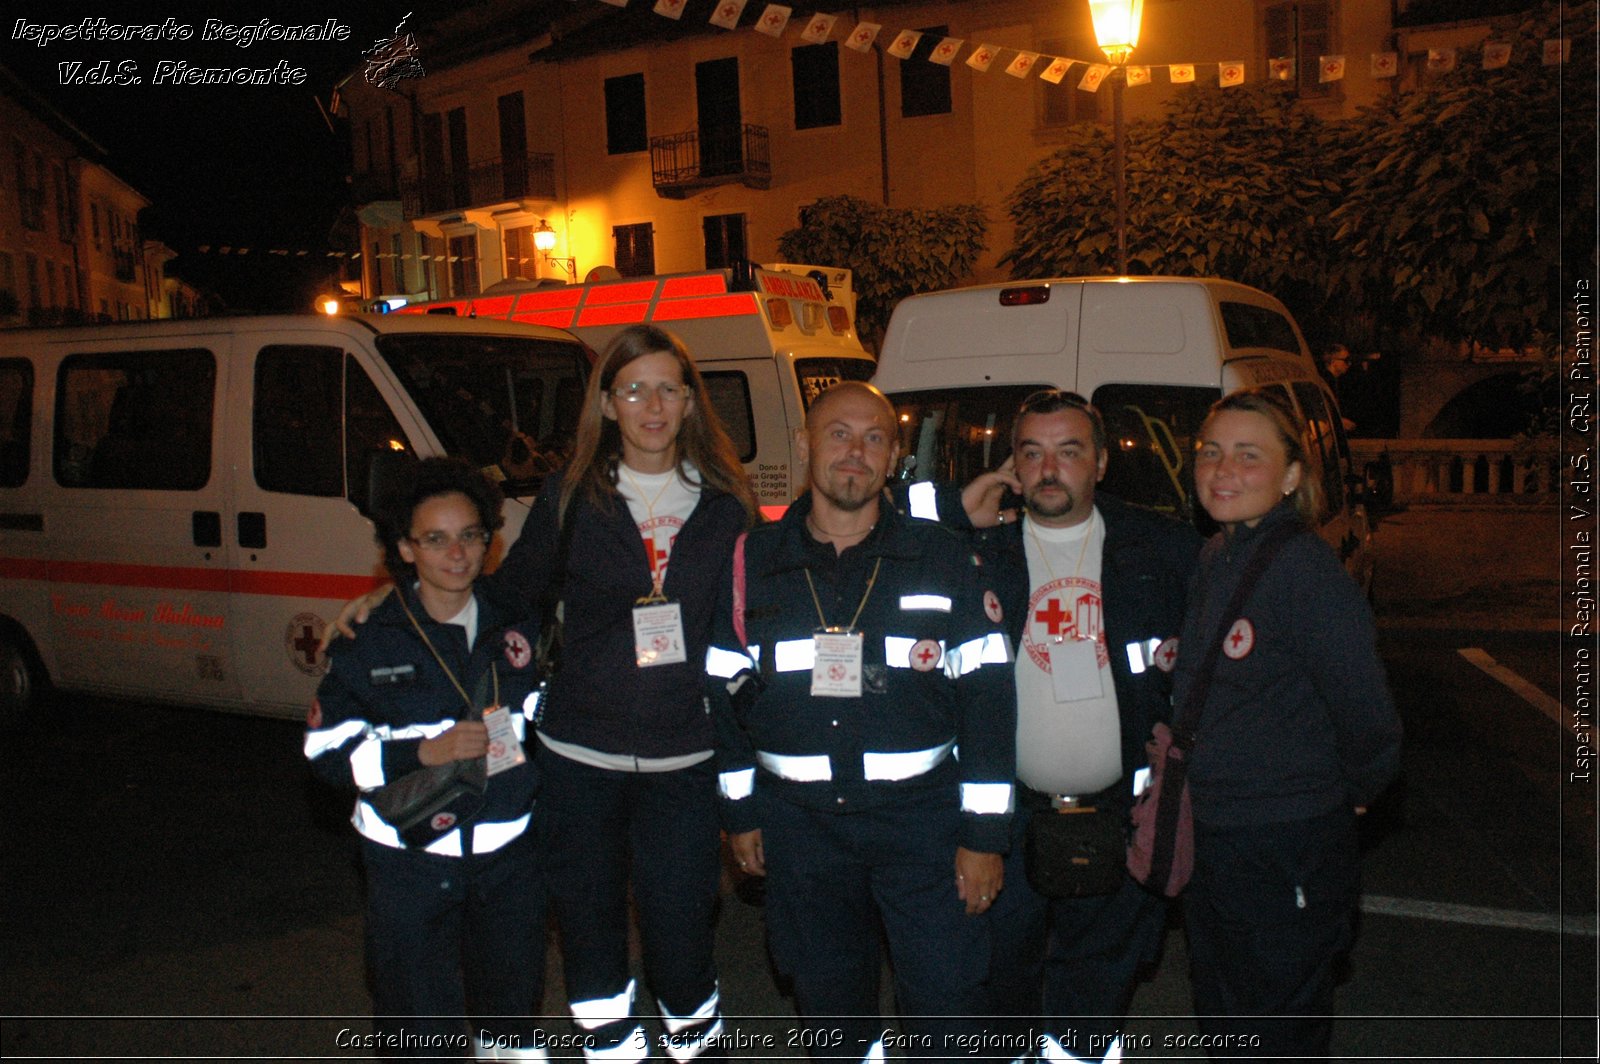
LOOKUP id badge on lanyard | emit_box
[633,600,687,667]
[1048,636,1104,702]
[482,705,526,775]
[812,627,864,698]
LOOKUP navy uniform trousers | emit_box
[362,833,546,1058]
[761,784,990,1064]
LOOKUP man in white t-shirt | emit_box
[936,390,1200,1063]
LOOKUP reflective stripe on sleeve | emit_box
[658,985,721,1034]
[863,740,954,780]
[303,718,367,760]
[757,751,833,781]
[350,736,387,789]
[1125,637,1162,675]
[907,481,939,521]
[961,781,1015,815]
[705,645,754,679]
[944,632,1014,678]
[719,767,756,801]
[472,813,531,854]
[773,639,815,673]
[899,594,952,612]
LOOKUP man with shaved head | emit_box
[704,381,1017,1061]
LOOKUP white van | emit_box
[873,276,1373,584]
[392,263,876,517]
[0,314,590,720]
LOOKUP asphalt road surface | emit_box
[2,511,1593,1062]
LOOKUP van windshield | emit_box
[374,334,589,495]
[795,357,876,408]
[886,383,1219,525]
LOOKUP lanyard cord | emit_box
[619,464,678,601]
[1025,510,1096,584]
[395,591,498,715]
[804,555,883,632]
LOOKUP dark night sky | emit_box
[2,2,433,310]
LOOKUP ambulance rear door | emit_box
[45,333,241,706]
[223,327,424,718]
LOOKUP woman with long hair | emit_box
[498,324,757,1063]
[1172,388,1401,1060]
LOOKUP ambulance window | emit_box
[254,345,344,497]
[1291,381,1344,521]
[702,371,756,462]
[0,359,31,487]
[1220,302,1301,356]
[1093,384,1218,524]
[887,385,1042,487]
[795,358,875,409]
[54,349,214,490]
[346,358,412,510]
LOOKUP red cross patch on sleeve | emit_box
[1222,619,1255,660]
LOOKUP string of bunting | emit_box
[189,245,531,263]
[602,0,1572,90]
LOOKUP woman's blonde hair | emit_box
[558,324,759,527]
[1204,388,1324,525]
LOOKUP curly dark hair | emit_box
[372,457,506,582]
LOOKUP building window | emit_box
[605,73,648,155]
[613,222,655,277]
[498,91,529,198]
[1039,37,1103,127]
[1262,0,1335,97]
[901,26,953,118]
[504,225,538,281]
[92,203,102,248]
[448,233,479,297]
[792,42,842,130]
[703,214,748,270]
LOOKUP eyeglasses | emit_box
[408,528,493,551]
[611,382,688,405]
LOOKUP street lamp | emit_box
[1087,0,1144,275]
[533,219,576,280]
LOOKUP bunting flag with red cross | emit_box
[754,4,791,37]
[1542,38,1570,64]
[845,21,880,52]
[887,29,921,59]
[652,0,686,20]
[1039,56,1072,84]
[1371,51,1398,77]
[1427,47,1457,73]
[709,0,746,31]
[966,43,999,72]
[800,12,835,43]
[1169,63,1195,83]
[1269,57,1295,81]
[1482,41,1512,69]
[1319,54,1346,82]
[1005,51,1040,78]
[930,37,963,65]
[1078,63,1110,91]
[1125,64,1152,86]
[1219,61,1246,86]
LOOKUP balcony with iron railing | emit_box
[650,124,770,198]
[351,168,401,203]
[400,153,556,217]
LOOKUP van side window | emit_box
[1093,383,1219,523]
[1219,302,1301,355]
[1292,381,1345,520]
[346,357,411,510]
[54,349,215,490]
[0,359,31,487]
[254,346,344,497]
[701,371,756,463]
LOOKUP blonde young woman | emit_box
[498,325,757,1063]
[1172,389,1402,1061]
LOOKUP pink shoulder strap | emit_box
[732,530,749,649]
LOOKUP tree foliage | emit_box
[1326,0,1595,351]
[776,194,986,349]
[1001,83,1344,348]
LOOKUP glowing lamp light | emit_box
[317,296,342,315]
[1088,0,1144,65]
[533,220,558,254]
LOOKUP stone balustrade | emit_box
[1348,438,1561,506]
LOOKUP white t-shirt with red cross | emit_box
[617,463,701,591]
[1016,507,1123,797]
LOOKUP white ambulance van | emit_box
[393,263,876,517]
[873,276,1373,584]
[0,313,590,721]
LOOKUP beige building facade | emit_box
[338,0,1509,308]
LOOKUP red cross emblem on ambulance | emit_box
[910,639,942,672]
[1222,619,1255,660]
